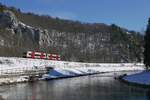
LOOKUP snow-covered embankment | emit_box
[0,57,145,84]
[122,71,150,86]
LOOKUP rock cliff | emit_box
[0,7,144,63]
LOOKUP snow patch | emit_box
[123,71,150,85]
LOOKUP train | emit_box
[23,51,60,61]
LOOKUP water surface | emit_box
[0,72,150,100]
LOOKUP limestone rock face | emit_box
[0,10,55,56]
[16,23,55,51]
[0,10,18,28]
[38,29,53,48]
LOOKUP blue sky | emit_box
[0,0,150,32]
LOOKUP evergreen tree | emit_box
[144,18,150,69]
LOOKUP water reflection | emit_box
[0,72,150,100]
[146,91,150,100]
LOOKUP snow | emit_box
[0,76,29,85]
[19,22,33,29]
[0,57,144,73]
[0,57,145,83]
[123,71,150,85]
[43,66,144,79]
[43,67,97,79]
[126,31,131,34]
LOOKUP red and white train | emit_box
[24,51,61,61]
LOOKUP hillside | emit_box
[0,4,144,63]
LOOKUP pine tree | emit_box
[144,18,150,69]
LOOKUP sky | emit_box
[0,0,150,32]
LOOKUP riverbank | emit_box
[0,71,149,100]
[121,71,150,87]
[0,57,145,85]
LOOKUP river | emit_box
[0,71,150,100]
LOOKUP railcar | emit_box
[23,51,60,61]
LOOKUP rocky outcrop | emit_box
[0,10,18,29]
[0,10,53,50]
